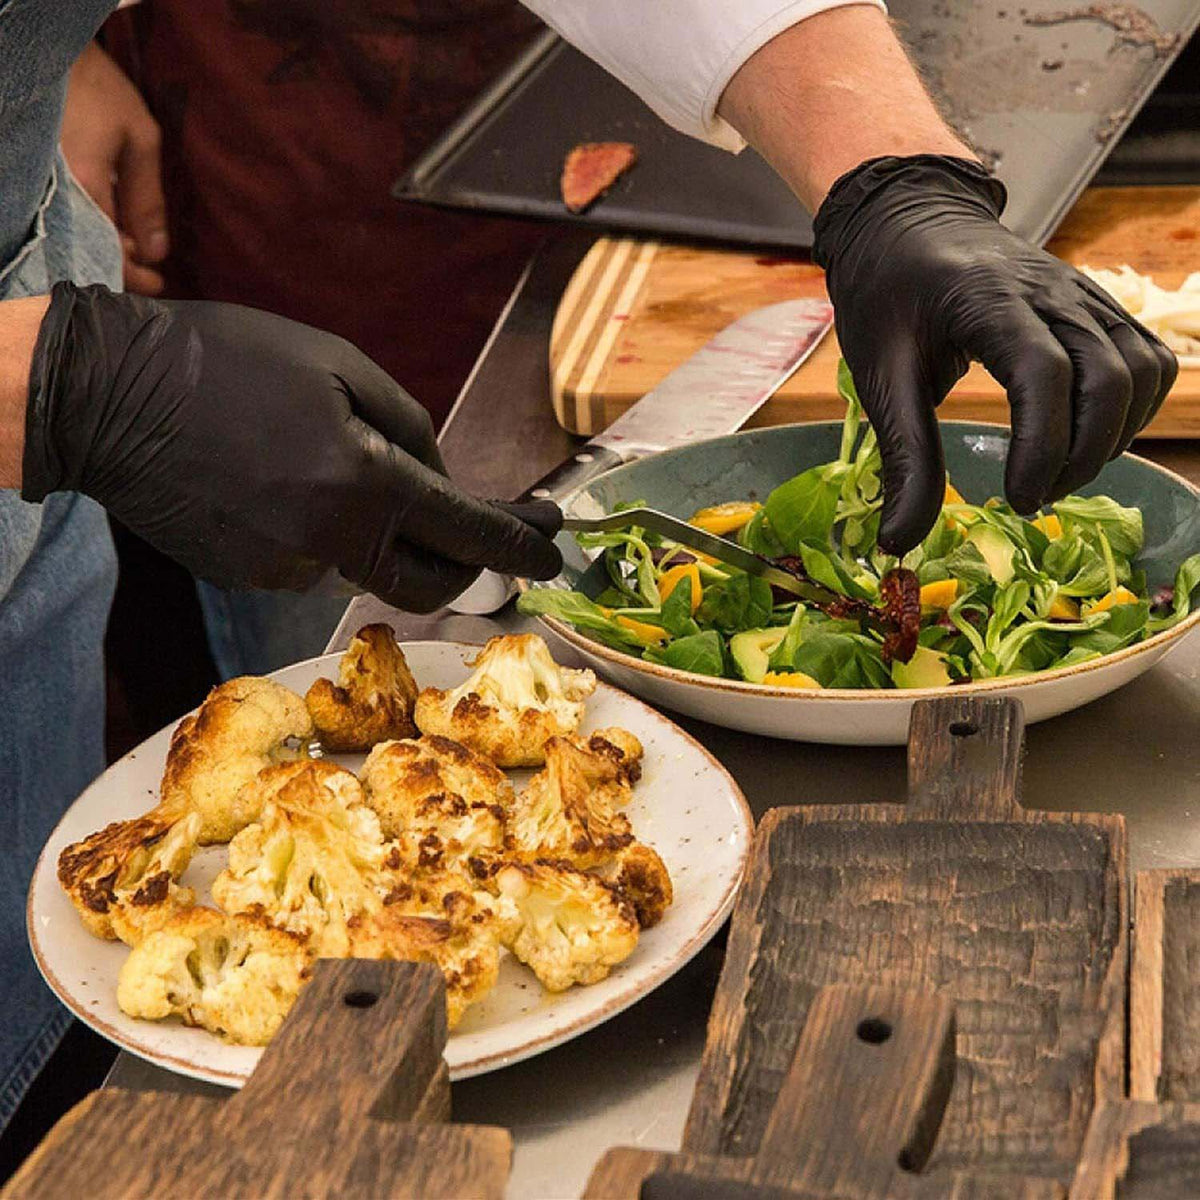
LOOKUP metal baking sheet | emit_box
[395,2,1199,249]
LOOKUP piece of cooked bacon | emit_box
[879,568,921,664]
[561,142,637,213]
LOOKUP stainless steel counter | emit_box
[105,234,1200,1199]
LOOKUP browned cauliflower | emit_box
[413,634,595,767]
[492,860,639,992]
[211,760,390,957]
[116,907,310,1045]
[305,623,418,752]
[160,675,314,844]
[57,808,201,944]
[506,734,637,869]
[590,841,673,930]
[360,735,511,870]
[352,872,502,1028]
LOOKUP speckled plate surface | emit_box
[531,422,1200,744]
[28,641,751,1088]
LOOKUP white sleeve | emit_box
[521,0,887,152]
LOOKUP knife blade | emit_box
[449,297,834,614]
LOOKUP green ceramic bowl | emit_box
[531,422,1200,744]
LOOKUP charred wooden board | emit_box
[1132,869,1200,1104]
[683,697,1127,1188]
[587,981,1067,1199]
[1,961,510,1200]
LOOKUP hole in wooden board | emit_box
[856,1017,892,1044]
[897,1147,919,1173]
[949,720,979,738]
[343,990,379,1009]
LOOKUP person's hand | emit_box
[61,41,168,295]
[22,284,562,610]
[812,155,1178,554]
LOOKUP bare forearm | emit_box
[0,296,50,489]
[718,5,975,212]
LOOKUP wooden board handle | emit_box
[906,696,1025,821]
[226,958,449,1131]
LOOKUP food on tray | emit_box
[506,732,641,868]
[360,735,511,868]
[117,907,310,1046]
[1080,265,1200,367]
[160,675,314,844]
[414,633,597,767]
[211,761,390,958]
[305,623,418,751]
[492,860,640,992]
[58,808,201,945]
[560,141,637,213]
[520,363,1200,689]
[58,630,671,1044]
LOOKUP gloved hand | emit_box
[22,283,562,611]
[812,155,1178,554]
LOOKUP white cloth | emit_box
[520,0,886,152]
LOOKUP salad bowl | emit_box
[524,421,1200,745]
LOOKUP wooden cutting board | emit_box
[586,695,1126,1196]
[550,186,1200,438]
[1,960,510,1200]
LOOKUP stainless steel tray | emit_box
[395,2,1199,249]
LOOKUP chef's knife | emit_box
[450,297,834,614]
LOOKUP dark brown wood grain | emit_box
[1131,870,1200,1104]
[683,697,1127,1189]
[585,981,1063,1200]
[2,961,509,1200]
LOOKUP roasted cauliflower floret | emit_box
[591,841,673,930]
[57,808,201,944]
[351,884,501,1028]
[414,634,596,767]
[305,623,419,752]
[360,735,511,869]
[117,907,310,1045]
[493,861,639,992]
[211,761,389,956]
[160,675,314,844]
[507,734,637,869]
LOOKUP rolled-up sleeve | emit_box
[520,0,886,151]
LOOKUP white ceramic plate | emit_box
[29,641,751,1087]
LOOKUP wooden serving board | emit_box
[586,696,1127,1197]
[2,961,510,1200]
[550,186,1200,438]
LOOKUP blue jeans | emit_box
[0,0,123,1131]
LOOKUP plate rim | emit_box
[28,639,753,1087]
[528,421,1200,701]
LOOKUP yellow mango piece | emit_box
[1084,586,1140,615]
[1048,593,1080,621]
[944,479,966,506]
[1033,514,1063,540]
[658,563,702,612]
[919,579,959,610]
[690,501,761,536]
[761,671,821,689]
[614,615,669,645]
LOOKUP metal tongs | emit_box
[563,506,916,656]
[563,506,840,606]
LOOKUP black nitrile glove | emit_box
[22,283,562,611]
[813,155,1178,554]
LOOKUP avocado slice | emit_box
[892,645,953,689]
[729,627,787,683]
[966,524,1016,584]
